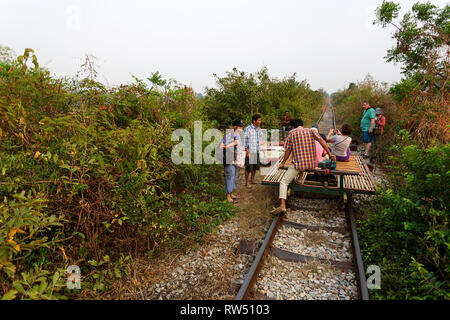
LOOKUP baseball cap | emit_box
[232,119,245,127]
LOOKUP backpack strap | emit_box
[334,136,350,147]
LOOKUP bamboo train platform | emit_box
[262,154,378,196]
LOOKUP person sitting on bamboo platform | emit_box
[271,119,335,215]
[311,123,327,141]
[326,124,352,162]
[311,127,326,167]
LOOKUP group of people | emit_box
[272,120,357,214]
[220,114,263,203]
[221,101,385,207]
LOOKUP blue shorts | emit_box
[362,131,373,143]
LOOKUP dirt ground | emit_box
[109,167,279,300]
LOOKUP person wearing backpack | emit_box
[221,119,244,203]
[360,100,376,159]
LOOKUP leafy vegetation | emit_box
[359,133,449,299]
[374,0,449,145]
[354,1,449,300]
[0,1,447,301]
[0,49,235,299]
[204,67,326,129]
[331,75,394,159]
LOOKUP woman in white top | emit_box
[326,124,353,161]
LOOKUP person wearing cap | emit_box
[221,119,244,203]
[374,108,385,135]
[360,100,376,159]
[371,108,386,162]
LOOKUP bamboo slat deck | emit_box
[262,154,378,194]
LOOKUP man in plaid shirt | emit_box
[244,114,263,187]
[271,119,335,214]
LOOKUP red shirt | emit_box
[375,115,386,135]
[282,115,291,126]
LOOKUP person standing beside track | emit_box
[244,114,263,187]
[371,108,386,162]
[360,100,376,159]
[221,119,245,203]
[271,119,336,214]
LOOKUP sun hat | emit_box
[375,108,383,115]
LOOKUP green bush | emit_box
[0,49,235,299]
[205,67,326,129]
[359,132,449,299]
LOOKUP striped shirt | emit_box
[244,124,262,154]
[285,127,323,170]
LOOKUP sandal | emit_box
[270,207,287,215]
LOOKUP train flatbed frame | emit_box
[262,155,378,198]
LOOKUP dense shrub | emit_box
[331,76,395,162]
[332,76,394,135]
[0,49,235,299]
[374,1,449,145]
[359,133,449,299]
[204,67,326,130]
[337,2,449,300]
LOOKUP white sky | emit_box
[1,0,448,93]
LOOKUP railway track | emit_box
[235,103,369,300]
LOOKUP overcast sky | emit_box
[2,0,448,93]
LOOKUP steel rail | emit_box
[235,213,282,300]
[328,101,369,299]
[332,104,337,131]
[347,195,370,300]
[316,106,327,124]
[235,104,370,301]
[328,101,368,300]
[314,101,369,300]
